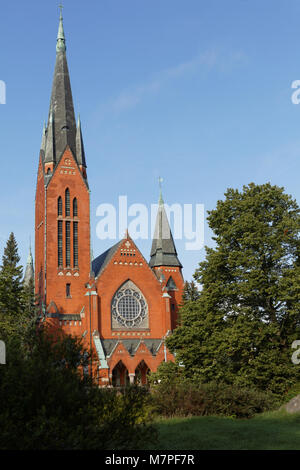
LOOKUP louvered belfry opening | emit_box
[57,190,79,269]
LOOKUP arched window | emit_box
[111,280,148,329]
[73,198,78,217]
[65,221,71,267]
[65,188,70,217]
[166,276,177,291]
[57,196,62,216]
[73,222,78,267]
[57,220,63,267]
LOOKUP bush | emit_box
[150,379,279,419]
[0,326,156,450]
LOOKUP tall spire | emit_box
[149,183,182,269]
[45,6,77,166]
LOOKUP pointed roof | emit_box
[76,115,87,167]
[149,191,182,268]
[44,9,77,166]
[23,244,34,287]
[92,240,123,278]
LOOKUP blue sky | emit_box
[0,0,299,281]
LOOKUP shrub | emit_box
[150,379,278,419]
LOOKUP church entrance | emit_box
[112,361,129,387]
[134,360,150,386]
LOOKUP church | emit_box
[33,11,184,386]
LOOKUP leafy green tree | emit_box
[167,183,300,396]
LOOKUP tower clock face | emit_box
[111,284,148,329]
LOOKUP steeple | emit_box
[149,184,182,269]
[24,244,34,287]
[44,7,77,167]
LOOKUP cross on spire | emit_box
[158,176,164,205]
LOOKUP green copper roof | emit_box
[56,9,66,53]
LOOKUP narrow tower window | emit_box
[65,188,70,217]
[66,283,71,298]
[65,221,71,267]
[58,196,62,216]
[73,222,78,267]
[58,220,63,267]
[73,198,78,217]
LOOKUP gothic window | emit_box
[65,188,70,217]
[58,220,63,267]
[65,221,71,267]
[166,276,177,291]
[111,280,148,330]
[73,198,78,217]
[58,196,62,216]
[73,222,78,267]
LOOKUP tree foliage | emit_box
[0,233,24,317]
[0,325,156,450]
[167,183,300,396]
[0,233,38,339]
[182,281,200,303]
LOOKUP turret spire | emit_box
[150,184,182,269]
[23,241,34,287]
[76,114,87,168]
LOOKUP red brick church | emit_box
[33,11,184,386]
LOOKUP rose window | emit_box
[111,285,148,329]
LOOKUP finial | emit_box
[27,237,33,264]
[158,176,164,205]
[56,3,66,53]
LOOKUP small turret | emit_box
[150,179,182,269]
[24,244,34,287]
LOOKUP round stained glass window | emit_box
[111,286,148,328]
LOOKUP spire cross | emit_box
[158,176,163,191]
[59,3,63,17]
[158,177,164,205]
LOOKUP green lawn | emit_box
[145,410,300,450]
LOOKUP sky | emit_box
[0,0,299,281]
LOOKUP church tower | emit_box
[150,189,184,330]
[35,10,90,315]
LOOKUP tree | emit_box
[182,281,200,303]
[0,325,156,450]
[0,233,24,317]
[167,183,300,396]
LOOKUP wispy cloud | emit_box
[94,48,246,118]
[111,49,218,114]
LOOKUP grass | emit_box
[144,409,300,450]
